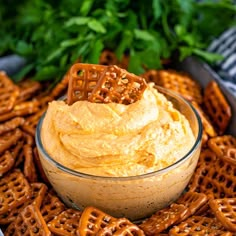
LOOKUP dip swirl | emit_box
[41,83,195,177]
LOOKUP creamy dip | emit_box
[41,83,195,177]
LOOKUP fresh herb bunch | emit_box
[0,0,235,82]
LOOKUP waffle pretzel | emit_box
[209,198,236,232]
[97,218,145,236]
[40,191,66,223]
[169,215,232,236]
[48,208,82,236]
[148,69,203,104]
[188,153,236,198]
[208,135,236,157]
[89,65,147,104]
[67,63,107,104]
[0,169,31,215]
[77,206,116,236]
[0,182,47,225]
[0,151,14,176]
[191,101,217,138]
[0,128,22,155]
[4,203,51,236]
[0,71,20,115]
[175,192,208,223]
[139,203,188,235]
[203,81,231,134]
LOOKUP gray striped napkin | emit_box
[208,26,236,96]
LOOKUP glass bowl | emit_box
[35,86,202,221]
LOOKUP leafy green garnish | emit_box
[0,0,235,82]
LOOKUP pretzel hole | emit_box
[226,180,233,188]
[33,226,40,233]
[30,218,36,225]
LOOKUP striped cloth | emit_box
[208,27,236,95]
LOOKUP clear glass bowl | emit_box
[35,86,202,221]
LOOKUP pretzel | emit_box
[195,148,217,169]
[67,63,107,104]
[0,151,15,176]
[139,203,188,235]
[203,81,232,134]
[77,206,116,236]
[0,169,31,215]
[169,216,232,235]
[208,135,236,157]
[0,128,22,155]
[99,49,129,70]
[141,69,159,84]
[23,144,38,183]
[22,131,35,146]
[0,182,47,225]
[89,65,147,104]
[21,108,46,137]
[51,73,69,99]
[201,130,209,147]
[188,154,236,198]
[175,192,208,223]
[209,198,236,232]
[99,49,118,66]
[48,208,82,236]
[97,218,145,236]
[191,101,217,138]
[4,203,51,236]
[0,117,25,136]
[224,148,236,164]
[150,69,203,104]
[0,100,40,123]
[40,191,66,223]
[0,71,20,115]
[17,79,42,103]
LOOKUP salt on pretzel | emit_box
[78,206,116,236]
[139,203,188,235]
[89,65,147,104]
[48,208,82,236]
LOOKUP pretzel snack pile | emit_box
[0,51,236,235]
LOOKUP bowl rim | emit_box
[35,86,203,181]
